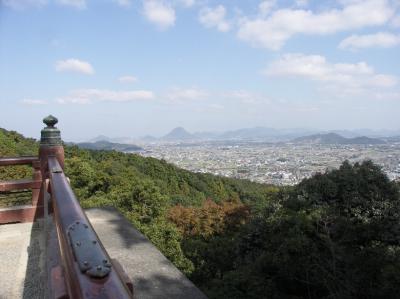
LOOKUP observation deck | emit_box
[0,116,207,299]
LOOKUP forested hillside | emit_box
[1,128,399,298]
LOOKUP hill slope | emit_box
[75,140,143,152]
[1,127,399,299]
[293,132,385,144]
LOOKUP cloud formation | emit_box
[57,89,154,104]
[2,0,47,9]
[55,59,94,75]
[179,0,195,8]
[115,0,131,7]
[238,0,395,50]
[339,32,400,50]
[166,87,208,103]
[265,53,398,94]
[118,75,138,83]
[258,1,276,17]
[56,0,86,9]
[143,0,176,30]
[20,98,47,105]
[199,5,231,32]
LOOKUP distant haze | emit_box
[78,127,399,145]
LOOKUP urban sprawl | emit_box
[139,142,400,185]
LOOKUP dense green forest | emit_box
[1,127,400,298]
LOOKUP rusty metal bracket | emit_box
[68,221,112,278]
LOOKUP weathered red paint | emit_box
[39,146,65,178]
[0,178,42,192]
[0,156,44,224]
[0,205,41,223]
[51,266,69,299]
[0,156,38,166]
[48,157,133,299]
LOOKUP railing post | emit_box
[39,115,65,179]
[31,160,43,207]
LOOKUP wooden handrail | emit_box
[0,179,42,192]
[0,156,39,166]
[48,156,132,299]
[0,155,43,223]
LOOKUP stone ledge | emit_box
[85,207,208,299]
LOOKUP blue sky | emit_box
[0,0,399,141]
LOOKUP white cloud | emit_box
[238,0,395,50]
[20,98,47,105]
[57,89,155,104]
[55,59,94,75]
[295,0,308,7]
[339,32,400,50]
[259,1,276,16]
[265,53,398,94]
[118,75,138,83]
[391,15,400,27]
[178,0,194,7]
[2,0,47,9]
[56,0,86,9]
[199,5,231,32]
[143,0,176,30]
[166,87,208,103]
[115,0,131,7]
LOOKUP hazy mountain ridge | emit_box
[293,133,386,145]
[158,127,317,142]
[89,135,135,144]
[86,127,400,144]
[161,127,193,141]
[75,140,143,152]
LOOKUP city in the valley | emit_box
[139,141,400,186]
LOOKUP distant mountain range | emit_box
[84,127,400,144]
[89,135,136,144]
[293,133,386,145]
[75,141,143,152]
[155,127,318,142]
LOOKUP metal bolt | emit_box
[84,224,88,228]
[103,259,108,264]
[83,261,89,266]
[76,221,80,224]
[97,265,102,271]
[76,241,81,247]
[92,240,97,244]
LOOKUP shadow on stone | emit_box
[22,219,46,299]
[85,207,208,299]
[86,206,149,249]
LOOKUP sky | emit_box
[0,0,399,141]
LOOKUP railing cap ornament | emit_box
[43,115,58,127]
[41,115,62,146]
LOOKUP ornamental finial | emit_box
[41,115,62,145]
[43,115,58,128]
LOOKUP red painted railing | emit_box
[48,156,133,298]
[0,156,43,223]
[0,116,133,298]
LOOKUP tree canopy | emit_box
[1,128,399,298]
